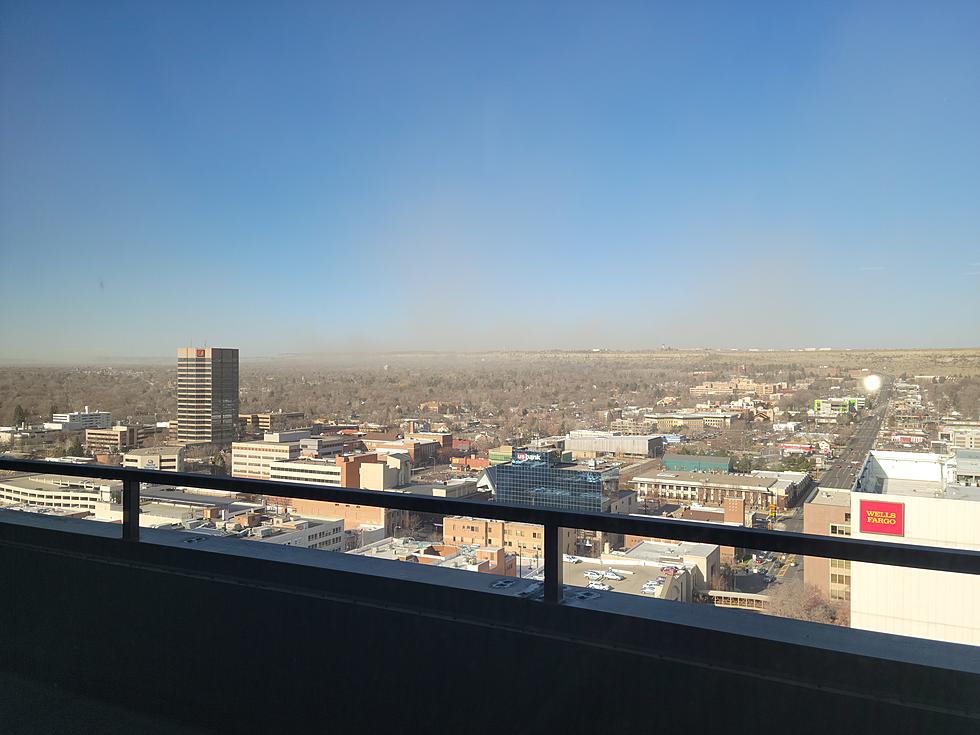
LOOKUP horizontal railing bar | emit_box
[2,457,979,576]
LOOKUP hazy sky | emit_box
[1,1,979,361]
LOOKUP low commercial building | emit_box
[803,487,852,602]
[363,437,439,465]
[243,517,345,552]
[689,381,736,397]
[85,425,140,454]
[349,538,517,576]
[286,498,406,539]
[444,516,575,560]
[609,416,656,434]
[939,419,980,450]
[643,412,738,431]
[451,456,491,471]
[0,473,115,512]
[238,411,305,433]
[443,492,636,561]
[630,471,786,509]
[0,426,62,448]
[298,434,357,458]
[393,478,480,499]
[662,454,734,473]
[122,446,186,472]
[772,421,803,433]
[0,474,261,526]
[750,470,812,506]
[690,379,787,398]
[405,432,453,449]
[563,430,665,459]
[626,497,747,566]
[603,539,721,593]
[955,449,980,485]
[813,397,866,415]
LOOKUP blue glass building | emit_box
[487,448,619,512]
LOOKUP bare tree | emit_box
[767,580,849,626]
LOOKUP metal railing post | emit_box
[544,522,563,604]
[122,478,140,542]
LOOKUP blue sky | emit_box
[1,1,978,360]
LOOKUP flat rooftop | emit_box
[635,471,775,488]
[873,478,980,502]
[232,440,303,448]
[563,559,690,599]
[645,412,739,419]
[272,456,339,465]
[808,488,851,507]
[125,446,181,456]
[955,449,980,474]
[556,461,620,474]
[0,473,114,491]
[620,538,718,560]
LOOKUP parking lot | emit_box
[562,559,683,599]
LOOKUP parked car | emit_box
[563,554,581,564]
[604,571,625,581]
[583,570,604,581]
[587,582,612,591]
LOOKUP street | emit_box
[817,400,888,489]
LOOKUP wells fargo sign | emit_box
[859,500,905,537]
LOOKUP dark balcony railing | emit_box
[3,456,980,604]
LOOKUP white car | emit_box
[604,571,625,581]
[583,570,604,581]
[563,554,581,564]
[587,582,612,591]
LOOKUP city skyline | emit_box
[2,2,980,359]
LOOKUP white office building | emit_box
[849,451,980,646]
[44,407,112,431]
[563,430,665,458]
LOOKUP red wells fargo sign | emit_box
[859,499,904,537]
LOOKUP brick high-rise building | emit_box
[176,347,239,446]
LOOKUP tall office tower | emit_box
[176,347,239,446]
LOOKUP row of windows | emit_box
[830,559,851,570]
[2,491,97,501]
[269,467,341,476]
[830,573,850,584]
[829,524,851,536]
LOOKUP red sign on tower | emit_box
[196,349,205,357]
[859,500,904,537]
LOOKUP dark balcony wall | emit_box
[1,517,978,735]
